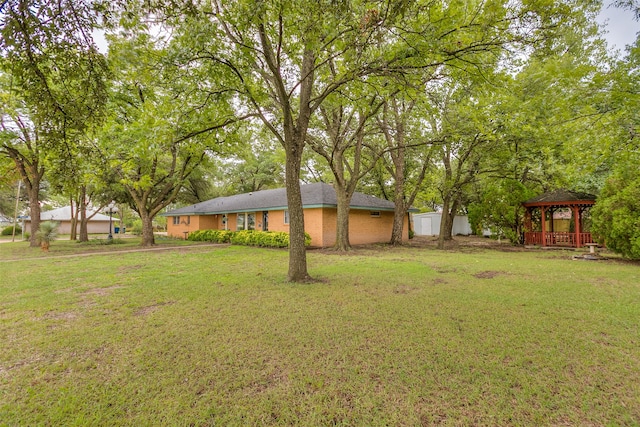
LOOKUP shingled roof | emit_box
[26,206,112,222]
[523,189,596,206]
[163,182,398,216]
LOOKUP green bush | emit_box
[188,229,311,248]
[231,230,312,248]
[1,225,21,236]
[131,220,143,235]
[188,229,233,243]
[591,165,640,259]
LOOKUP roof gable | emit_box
[164,183,397,216]
[27,206,112,222]
[523,189,596,205]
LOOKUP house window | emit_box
[370,211,381,218]
[283,210,289,225]
[236,213,256,230]
[173,216,180,225]
[237,213,245,230]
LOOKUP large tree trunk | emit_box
[285,151,310,282]
[389,149,406,246]
[5,151,43,248]
[389,178,406,245]
[437,197,458,249]
[27,188,41,248]
[390,211,406,246]
[139,209,156,247]
[333,181,352,251]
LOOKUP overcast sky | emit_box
[94,6,640,56]
[597,5,639,53]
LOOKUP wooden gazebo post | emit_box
[541,206,547,246]
[572,206,581,248]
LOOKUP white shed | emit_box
[412,212,473,236]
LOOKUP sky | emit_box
[597,5,639,54]
[94,5,640,56]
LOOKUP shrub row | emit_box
[1,225,21,236]
[188,229,234,243]
[188,229,311,248]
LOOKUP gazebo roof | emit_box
[523,189,596,207]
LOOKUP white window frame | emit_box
[283,210,289,225]
[236,212,256,230]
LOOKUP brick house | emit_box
[162,182,411,247]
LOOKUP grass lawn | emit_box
[0,238,639,425]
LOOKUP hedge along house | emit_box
[163,182,412,247]
[522,189,596,248]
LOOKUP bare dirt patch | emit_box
[393,284,419,294]
[42,311,77,320]
[313,235,524,254]
[408,235,525,252]
[82,285,123,297]
[134,301,175,316]
[118,265,144,274]
[473,271,503,279]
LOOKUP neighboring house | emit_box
[0,213,13,228]
[24,206,113,234]
[162,182,412,247]
[412,212,473,236]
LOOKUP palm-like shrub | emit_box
[36,221,59,252]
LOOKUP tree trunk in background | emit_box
[79,187,89,242]
[333,181,353,251]
[69,195,77,241]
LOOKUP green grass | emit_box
[0,235,197,260]
[1,241,639,426]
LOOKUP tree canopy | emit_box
[1,0,639,267]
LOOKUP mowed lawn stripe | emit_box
[1,243,638,425]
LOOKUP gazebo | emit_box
[522,189,596,248]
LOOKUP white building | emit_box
[24,206,113,234]
[412,212,473,236]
